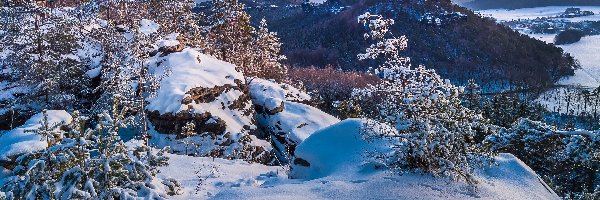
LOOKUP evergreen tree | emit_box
[486,118,600,198]
[1,99,176,199]
[205,0,255,74]
[462,79,482,111]
[352,12,495,186]
[251,18,287,80]
[2,5,92,111]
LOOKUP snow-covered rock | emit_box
[0,110,72,168]
[146,48,272,164]
[249,78,339,163]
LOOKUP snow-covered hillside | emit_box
[536,35,600,114]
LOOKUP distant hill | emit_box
[462,0,600,10]
[244,0,577,91]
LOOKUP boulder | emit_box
[146,48,274,164]
[249,78,340,164]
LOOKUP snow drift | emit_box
[0,110,72,165]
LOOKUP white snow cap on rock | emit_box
[147,48,251,134]
[249,78,311,110]
[249,78,338,156]
[0,110,72,160]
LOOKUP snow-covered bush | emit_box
[486,118,600,198]
[1,103,177,199]
[352,12,495,185]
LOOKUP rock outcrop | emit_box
[146,48,274,164]
[249,78,340,164]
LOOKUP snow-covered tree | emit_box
[352,12,495,186]
[462,79,482,111]
[250,18,287,80]
[205,0,255,74]
[486,118,600,198]
[1,98,176,199]
[1,5,92,111]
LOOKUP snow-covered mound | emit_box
[249,78,339,163]
[146,48,272,164]
[155,119,558,199]
[290,119,394,180]
[0,110,71,163]
[204,117,558,199]
[211,153,559,200]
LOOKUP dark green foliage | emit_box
[555,29,585,45]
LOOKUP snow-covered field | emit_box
[481,6,600,114]
[557,35,600,88]
[478,6,600,22]
[536,34,600,114]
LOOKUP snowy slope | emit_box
[0,110,72,161]
[158,153,558,200]
[157,119,559,199]
[556,35,600,88]
[536,35,600,114]
[213,153,558,200]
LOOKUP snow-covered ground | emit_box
[478,6,600,22]
[481,6,600,114]
[0,110,71,161]
[556,35,600,88]
[152,119,559,199]
[536,35,600,114]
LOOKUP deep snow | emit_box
[0,110,72,161]
[155,117,559,200]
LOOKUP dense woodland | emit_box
[244,0,579,92]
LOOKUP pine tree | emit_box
[205,0,255,74]
[1,100,176,199]
[462,79,482,111]
[2,5,92,111]
[251,18,287,80]
[352,12,495,186]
